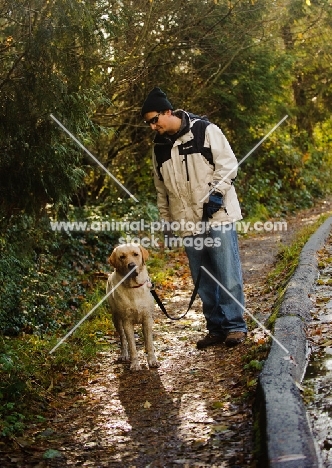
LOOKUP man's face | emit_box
[143,110,171,134]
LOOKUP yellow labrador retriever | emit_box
[106,243,160,371]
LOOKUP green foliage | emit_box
[0,404,25,437]
[244,360,265,371]
[241,341,270,400]
[269,215,330,289]
[0,339,30,436]
[0,211,119,336]
[72,198,160,226]
[0,0,109,216]
[237,125,332,217]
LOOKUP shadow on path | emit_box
[115,367,184,467]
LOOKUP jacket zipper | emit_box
[184,154,189,181]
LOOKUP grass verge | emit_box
[265,213,330,330]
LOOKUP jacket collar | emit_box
[154,110,190,145]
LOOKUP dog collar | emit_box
[130,279,152,288]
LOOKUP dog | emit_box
[106,243,160,371]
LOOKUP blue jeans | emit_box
[184,224,247,336]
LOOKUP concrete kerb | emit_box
[257,215,332,468]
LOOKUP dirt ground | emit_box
[1,198,332,468]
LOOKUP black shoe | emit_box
[196,333,225,349]
[225,331,247,347]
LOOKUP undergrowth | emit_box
[0,281,115,438]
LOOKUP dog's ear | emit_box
[139,245,149,264]
[108,248,118,268]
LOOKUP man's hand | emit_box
[163,226,178,249]
[203,192,223,219]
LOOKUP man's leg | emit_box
[184,234,224,334]
[184,225,247,348]
[206,224,247,337]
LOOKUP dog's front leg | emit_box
[118,323,130,362]
[143,318,160,368]
[113,317,130,362]
[122,321,141,371]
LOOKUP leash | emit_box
[150,265,202,321]
[151,207,210,321]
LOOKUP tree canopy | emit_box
[1,0,331,219]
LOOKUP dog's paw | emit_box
[148,358,160,368]
[130,361,141,371]
[119,354,130,363]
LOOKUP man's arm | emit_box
[205,123,239,195]
[152,149,171,222]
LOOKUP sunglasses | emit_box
[144,112,162,126]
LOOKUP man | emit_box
[141,87,247,348]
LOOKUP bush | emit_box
[237,130,332,218]
[0,212,119,336]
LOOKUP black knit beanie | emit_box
[141,87,173,116]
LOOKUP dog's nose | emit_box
[128,262,137,270]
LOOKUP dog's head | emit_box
[108,243,149,277]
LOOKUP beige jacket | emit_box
[152,110,242,237]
